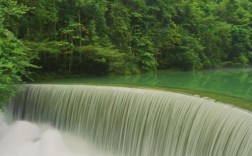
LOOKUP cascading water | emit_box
[5,84,252,156]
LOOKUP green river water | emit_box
[45,68,252,102]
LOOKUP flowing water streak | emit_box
[5,84,252,156]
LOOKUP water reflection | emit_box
[51,68,252,101]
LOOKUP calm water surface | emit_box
[47,68,252,101]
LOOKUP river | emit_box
[46,68,252,102]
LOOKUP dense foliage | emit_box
[11,0,251,75]
[0,0,36,106]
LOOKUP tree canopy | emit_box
[15,0,251,73]
[0,0,36,105]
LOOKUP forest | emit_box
[0,0,252,104]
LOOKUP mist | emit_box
[0,116,114,156]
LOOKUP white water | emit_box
[0,113,114,156]
[4,84,252,156]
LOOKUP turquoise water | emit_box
[45,68,252,101]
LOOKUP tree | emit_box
[0,0,36,106]
[2,0,251,80]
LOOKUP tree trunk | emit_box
[78,10,82,64]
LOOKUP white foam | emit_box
[0,119,115,156]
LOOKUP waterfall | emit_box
[5,84,252,156]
